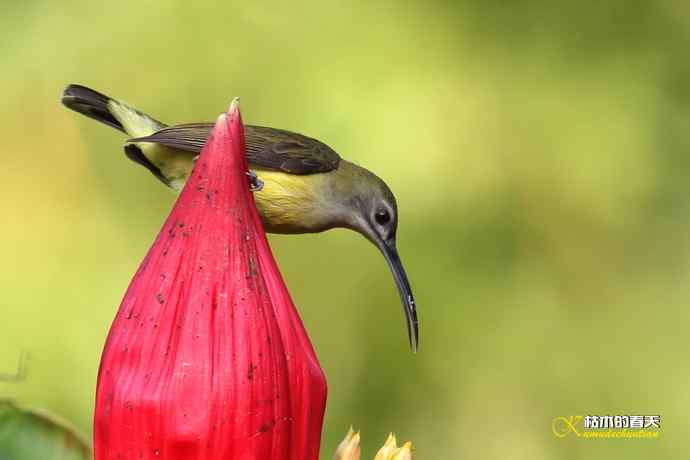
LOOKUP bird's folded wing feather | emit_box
[129,123,340,174]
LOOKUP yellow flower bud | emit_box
[374,433,399,460]
[336,429,413,460]
[334,427,361,460]
[390,442,413,460]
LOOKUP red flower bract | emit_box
[94,101,327,460]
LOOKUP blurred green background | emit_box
[2,0,690,458]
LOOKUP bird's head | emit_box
[332,161,419,352]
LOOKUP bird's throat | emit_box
[252,169,335,234]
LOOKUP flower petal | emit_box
[94,101,327,460]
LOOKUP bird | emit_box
[61,84,419,352]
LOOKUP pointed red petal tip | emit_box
[94,100,327,460]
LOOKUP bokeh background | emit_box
[2,1,690,458]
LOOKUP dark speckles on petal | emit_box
[247,256,258,278]
[258,421,272,433]
[247,363,257,380]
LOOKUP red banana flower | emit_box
[94,99,327,460]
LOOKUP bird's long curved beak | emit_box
[377,239,419,352]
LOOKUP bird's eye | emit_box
[375,210,390,225]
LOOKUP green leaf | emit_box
[0,400,91,460]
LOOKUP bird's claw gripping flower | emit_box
[94,100,326,460]
[246,170,264,191]
[333,429,413,460]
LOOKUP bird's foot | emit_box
[246,170,264,192]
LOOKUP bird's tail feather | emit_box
[61,84,165,137]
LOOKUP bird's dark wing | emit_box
[129,123,340,174]
[129,123,210,152]
[246,125,341,174]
